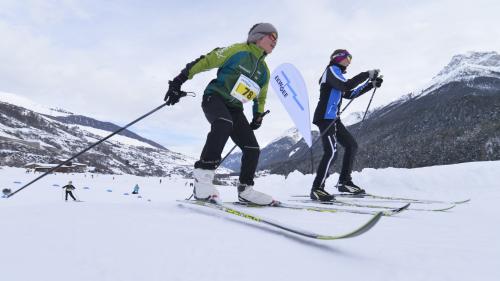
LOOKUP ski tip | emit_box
[373,211,384,222]
[384,203,410,216]
[334,211,383,239]
[454,198,471,204]
[396,203,411,212]
[434,204,457,212]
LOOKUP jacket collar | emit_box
[248,43,267,57]
[329,62,347,74]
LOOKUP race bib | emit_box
[230,74,261,103]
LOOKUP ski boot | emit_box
[193,168,220,203]
[337,180,365,194]
[238,184,276,206]
[310,187,335,201]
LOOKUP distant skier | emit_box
[164,23,279,205]
[62,181,78,201]
[310,49,383,201]
[132,184,140,194]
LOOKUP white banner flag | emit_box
[270,63,312,147]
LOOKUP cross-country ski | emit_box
[178,200,383,240]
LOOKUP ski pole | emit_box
[340,74,383,116]
[339,99,354,115]
[218,110,270,169]
[307,75,384,152]
[307,119,337,173]
[301,75,384,174]
[74,191,81,202]
[7,97,186,198]
[332,77,383,187]
[360,90,376,122]
[306,75,382,173]
[358,75,383,130]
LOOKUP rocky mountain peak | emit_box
[437,51,500,77]
[418,51,500,96]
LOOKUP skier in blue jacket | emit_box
[132,184,140,194]
[310,49,383,201]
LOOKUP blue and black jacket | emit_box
[312,63,374,125]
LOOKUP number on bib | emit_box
[230,74,261,103]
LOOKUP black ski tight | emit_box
[65,191,76,201]
[312,119,358,188]
[195,94,260,185]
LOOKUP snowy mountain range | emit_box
[222,127,313,172]
[224,51,500,175]
[0,91,195,176]
[418,51,500,95]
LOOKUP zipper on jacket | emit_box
[228,51,265,104]
[250,53,266,78]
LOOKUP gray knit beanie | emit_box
[247,23,278,43]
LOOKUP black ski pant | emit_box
[65,190,76,201]
[195,94,260,186]
[312,119,358,188]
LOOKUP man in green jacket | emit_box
[164,23,278,205]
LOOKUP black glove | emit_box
[250,113,263,130]
[372,77,383,88]
[164,78,185,106]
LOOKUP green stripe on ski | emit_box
[177,199,383,240]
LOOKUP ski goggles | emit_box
[268,32,278,41]
[331,51,352,63]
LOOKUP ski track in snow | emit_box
[1,161,499,281]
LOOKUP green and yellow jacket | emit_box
[176,43,270,115]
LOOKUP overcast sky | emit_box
[1,0,499,157]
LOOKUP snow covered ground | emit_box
[1,161,499,281]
